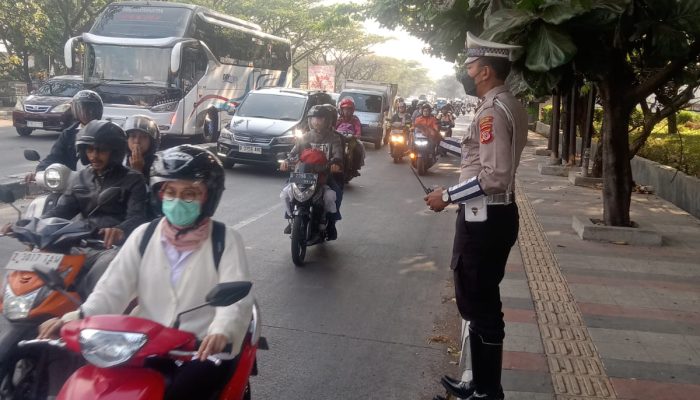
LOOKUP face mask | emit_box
[462,74,478,97]
[162,199,201,226]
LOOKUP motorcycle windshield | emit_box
[11,218,93,250]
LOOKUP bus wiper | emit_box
[115,81,159,85]
[246,115,270,119]
[278,117,298,121]
[98,78,132,82]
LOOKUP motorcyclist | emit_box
[407,99,419,116]
[123,114,161,179]
[391,102,411,126]
[414,103,442,151]
[281,104,344,240]
[412,100,428,124]
[335,98,364,179]
[38,145,254,400]
[437,104,456,137]
[25,90,103,182]
[42,120,149,297]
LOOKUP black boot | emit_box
[441,329,504,399]
[326,218,337,241]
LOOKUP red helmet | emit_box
[339,97,355,112]
[300,148,328,165]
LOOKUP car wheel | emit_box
[222,159,235,169]
[16,127,33,137]
[202,110,219,143]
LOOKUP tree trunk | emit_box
[598,80,634,227]
[561,91,570,166]
[549,91,561,164]
[668,112,677,135]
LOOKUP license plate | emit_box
[6,251,64,272]
[27,121,43,128]
[289,172,317,185]
[239,145,262,154]
[391,129,404,134]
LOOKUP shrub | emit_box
[540,104,552,124]
[678,110,700,125]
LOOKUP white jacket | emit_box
[63,218,254,355]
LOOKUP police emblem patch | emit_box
[479,116,494,144]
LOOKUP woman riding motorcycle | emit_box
[282,105,344,240]
[336,97,362,138]
[414,103,441,144]
[38,145,255,400]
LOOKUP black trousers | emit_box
[451,203,519,344]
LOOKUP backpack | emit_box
[138,219,226,271]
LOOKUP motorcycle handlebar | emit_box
[18,338,66,349]
[167,350,229,366]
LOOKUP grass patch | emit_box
[631,122,700,178]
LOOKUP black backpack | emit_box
[138,219,226,271]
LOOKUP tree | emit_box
[369,0,700,227]
[435,75,466,99]
[0,0,48,85]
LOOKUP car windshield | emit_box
[341,93,382,113]
[35,80,82,97]
[236,93,306,120]
[84,44,172,86]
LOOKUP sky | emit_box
[320,0,457,80]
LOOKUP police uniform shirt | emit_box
[457,85,528,195]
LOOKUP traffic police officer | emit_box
[425,32,528,400]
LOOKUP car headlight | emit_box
[368,122,380,128]
[150,101,178,113]
[219,128,233,140]
[3,285,41,320]
[14,99,24,111]
[276,128,303,145]
[415,139,429,147]
[51,103,71,113]
[79,329,147,368]
[291,182,316,202]
[391,135,404,143]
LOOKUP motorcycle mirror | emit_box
[0,188,15,204]
[173,281,252,329]
[32,265,66,291]
[205,282,252,307]
[24,150,41,161]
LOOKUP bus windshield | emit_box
[90,5,192,38]
[84,44,172,86]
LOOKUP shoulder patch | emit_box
[479,116,494,144]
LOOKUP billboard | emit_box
[308,65,335,92]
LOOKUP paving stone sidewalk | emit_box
[464,132,700,400]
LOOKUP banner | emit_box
[308,65,335,92]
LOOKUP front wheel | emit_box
[0,352,48,400]
[291,217,307,266]
[417,158,427,175]
[243,381,251,400]
[16,128,33,137]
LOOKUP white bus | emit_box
[64,1,292,141]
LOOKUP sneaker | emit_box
[283,222,291,234]
[326,223,337,241]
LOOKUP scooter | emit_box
[389,123,410,163]
[284,159,330,266]
[22,150,74,219]
[336,130,363,184]
[409,128,437,176]
[18,278,263,400]
[0,187,120,399]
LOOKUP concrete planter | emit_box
[572,215,663,246]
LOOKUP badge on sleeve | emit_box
[479,116,494,144]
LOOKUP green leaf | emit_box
[539,1,587,25]
[675,0,700,34]
[589,0,630,14]
[525,24,577,71]
[481,8,535,41]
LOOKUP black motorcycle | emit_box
[410,128,437,176]
[440,119,454,138]
[285,162,331,266]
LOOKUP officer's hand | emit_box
[37,317,65,339]
[197,334,228,361]
[24,172,36,183]
[330,164,342,173]
[100,227,124,249]
[424,188,448,212]
[280,160,289,172]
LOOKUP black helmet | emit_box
[421,102,432,111]
[411,99,419,106]
[307,104,337,129]
[71,90,103,124]
[123,115,161,156]
[149,145,225,218]
[76,120,127,166]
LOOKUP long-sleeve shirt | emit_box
[36,122,80,171]
[62,219,255,355]
[289,128,344,166]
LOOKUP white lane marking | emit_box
[233,203,282,230]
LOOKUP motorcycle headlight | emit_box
[44,168,63,189]
[415,139,429,147]
[51,103,71,113]
[391,135,404,143]
[79,329,147,368]
[291,182,316,202]
[3,285,40,320]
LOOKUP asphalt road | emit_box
[0,116,473,399]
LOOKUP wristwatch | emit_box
[442,190,450,203]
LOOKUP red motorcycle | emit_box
[19,279,264,400]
